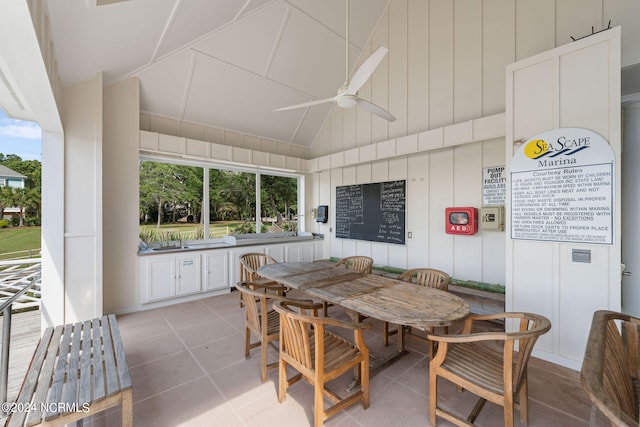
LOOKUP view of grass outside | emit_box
[139,159,299,244]
[0,226,41,260]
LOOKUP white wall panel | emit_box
[428,149,454,273]
[556,0,602,50]
[371,9,390,141]
[407,154,429,268]
[482,0,515,116]
[606,0,640,67]
[429,0,454,128]
[342,107,357,151]
[453,0,482,123]
[512,59,555,140]
[330,168,344,259]
[407,0,429,134]
[559,42,610,135]
[515,0,555,60]
[330,107,343,152]
[388,0,408,138]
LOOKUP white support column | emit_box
[40,130,65,329]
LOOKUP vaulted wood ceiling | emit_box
[47,0,391,147]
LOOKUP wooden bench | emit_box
[581,310,640,426]
[6,314,132,426]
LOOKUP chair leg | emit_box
[278,359,287,403]
[519,376,528,424]
[260,337,268,383]
[429,368,438,426]
[314,380,324,427]
[503,391,515,427]
[244,328,251,359]
[361,356,370,409]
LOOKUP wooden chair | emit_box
[324,255,374,315]
[428,312,551,427]
[235,281,312,382]
[273,299,371,427]
[238,252,282,306]
[383,268,450,355]
[335,255,374,274]
[581,310,640,426]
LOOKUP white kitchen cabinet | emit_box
[204,251,229,291]
[140,253,201,303]
[285,241,315,262]
[139,238,323,306]
[143,255,175,301]
[265,244,286,262]
[175,254,201,296]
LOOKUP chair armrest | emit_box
[242,282,287,292]
[427,331,509,343]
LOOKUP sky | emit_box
[0,109,42,161]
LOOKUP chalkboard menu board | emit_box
[335,180,406,245]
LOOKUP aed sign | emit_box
[445,207,478,235]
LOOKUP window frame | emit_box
[139,155,305,242]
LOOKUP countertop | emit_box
[137,233,322,256]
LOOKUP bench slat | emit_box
[102,315,119,396]
[6,327,54,427]
[92,318,105,402]
[60,322,82,411]
[78,319,92,406]
[8,316,133,427]
[24,326,64,426]
[45,323,73,420]
[109,314,132,389]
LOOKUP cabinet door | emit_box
[286,242,315,262]
[299,243,314,262]
[146,256,175,302]
[204,251,229,291]
[176,255,201,296]
[265,245,285,262]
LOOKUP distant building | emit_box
[0,165,27,220]
[0,165,26,189]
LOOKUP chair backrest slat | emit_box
[240,253,278,281]
[398,268,449,291]
[336,256,373,274]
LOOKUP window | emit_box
[139,158,301,244]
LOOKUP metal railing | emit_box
[0,258,41,406]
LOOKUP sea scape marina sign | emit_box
[510,127,614,244]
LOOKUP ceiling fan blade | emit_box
[356,98,396,122]
[274,97,336,112]
[346,46,389,94]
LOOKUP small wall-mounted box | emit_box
[316,205,328,223]
[445,207,478,235]
[480,206,504,231]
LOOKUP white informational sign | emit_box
[483,166,506,205]
[510,128,614,244]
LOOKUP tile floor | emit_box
[84,290,601,427]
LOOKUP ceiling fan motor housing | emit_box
[337,95,358,108]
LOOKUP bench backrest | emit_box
[581,310,640,426]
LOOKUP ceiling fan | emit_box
[274,0,395,122]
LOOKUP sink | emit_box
[152,246,182,251]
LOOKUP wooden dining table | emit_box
[258,262,470,356]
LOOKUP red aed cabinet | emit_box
[445,207,478,235]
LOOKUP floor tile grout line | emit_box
[157,306,249,426]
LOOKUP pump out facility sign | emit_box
[510,128,614,244]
